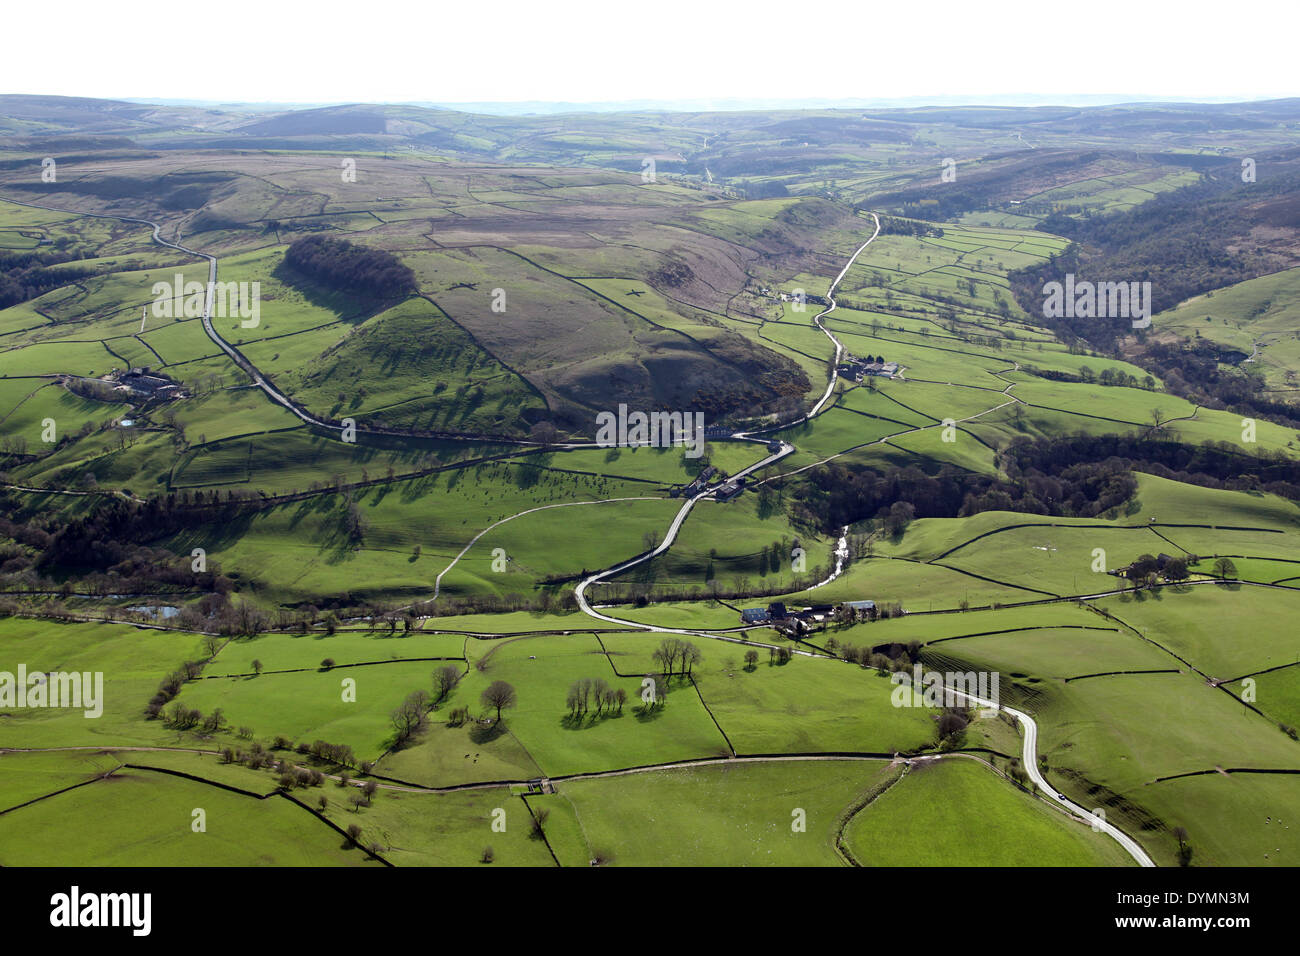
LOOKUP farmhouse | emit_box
[672,465,717,498]
[114,367,184,400]
[863,361,900,378]
[841,599,878,622]
[795,603,834,623]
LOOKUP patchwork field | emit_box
[3,116,1300,871]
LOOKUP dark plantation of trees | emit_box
[793,432,1300,534]
[284,234,417,299]
[0,247,95,309]
[877,216,945,238]
[1004,434,1300,502]
[29,493,242,576]
[792,456,1138,533]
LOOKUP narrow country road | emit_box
[569,211,1156,867]
[1,196,1154,866]
[941,686,1155,867]
[575,214,883,631]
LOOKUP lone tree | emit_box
[481,680,517,722]
[530,807,550,838]
[1212,557,1238,580]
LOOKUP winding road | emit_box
[569,211,1154,867]
[2,197,1155,866]
[942,686,1155,866]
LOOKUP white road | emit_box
[570,211,1156,867]
[4,196,1155,866]
[942,685,1155,867]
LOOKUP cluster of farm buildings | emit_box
[739,599,882,634]
[669,465,747,502]
[837,355,900,382]
[109,367,185,400]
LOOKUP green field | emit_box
[844,758,1135,866]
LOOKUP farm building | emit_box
[115,367,184,400]
[672,465,717,498]
[714,478,745,501]
[740,607,770,625]
[837,355,901,382]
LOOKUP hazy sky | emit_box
[6,0,1296,106]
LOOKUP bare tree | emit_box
[590,678,611,715]
[432,665,463,703]
[390,689,430,745]
[481,680,517,721]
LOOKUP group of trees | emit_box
[283,234,417,299]
[145,659,203,720]
[1124,553,1238,585]
[218,739,333,789]
[388,666,470,745]
[390,690,431,747]
[564,678,627,718]
[828,636,920,675]
[651,638,702,677]
[877,216,944,238]
[743,539,799,578]
[433,665,463,703]
[1124,553,1192,585]
[936,707,970,749]
[1022,364,1156,391]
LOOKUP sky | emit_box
[5,0,1297,108]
